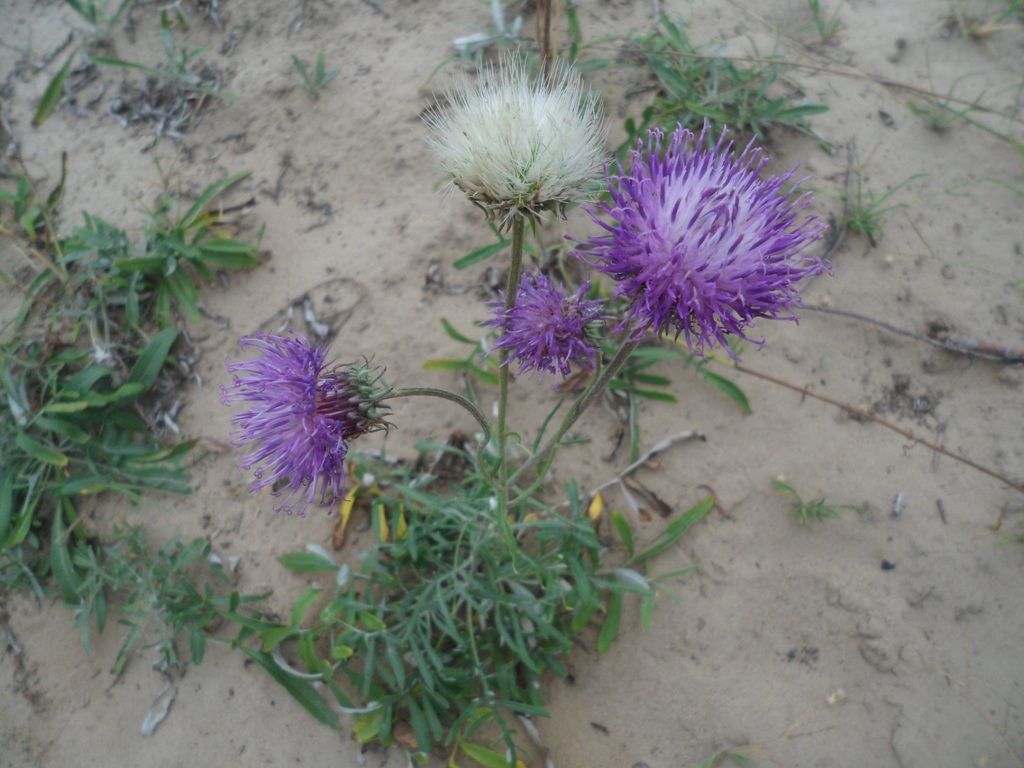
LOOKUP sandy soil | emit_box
[2,1,1023,766]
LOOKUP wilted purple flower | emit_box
[222,332,390,516]
[484,272,604,382]
[577,125,827,357]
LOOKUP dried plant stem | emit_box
[731,362,1024,495]
[804,305,1024,363]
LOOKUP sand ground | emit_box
[1,1,1023,766]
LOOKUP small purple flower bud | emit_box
[484,272,604,383]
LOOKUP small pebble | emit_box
[881,560,897,571]
[892,491,904,517]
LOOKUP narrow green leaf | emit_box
[278,552,339,573]
[190,624,206,664]
[181,171,251,229]
[291,54,310,82]
[167,271,200,321]
[115,256,166,272]
[197,240,258,269]
[239,646,340,730]
[611,510,634,558]
[33,416,89,443]
[700,368,751,413]
[32,53,76,126]
[452,238,510,270]
[570,597,597,632]
[630,496,714,564]
[356,611,386,632]
[624,387,677,403]
[468,363,499,385]
[66,364,114,393]
[291,586,322,626]
[51,499,81,604]
[40,401,92,414]
[405,695,431,755]
[89,55,151,71]
[596,591,623,653]
[458,741,515,768]
[0,471,14,538]
[629,373,672,386]
[105,381,146,403]
[128,327,178,390]
[422,359,468,371]
[16,432,68,467]
[439,318,476,345]
[323,677,355,710]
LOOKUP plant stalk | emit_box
[381,386,492,445]
[495,216,526,502]
[508,337,640,502]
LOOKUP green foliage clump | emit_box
[773,479,865,528]
[228,457,712,762]
[1,162,259,595]
[620,13,829,157]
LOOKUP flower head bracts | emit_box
[222,332,390,516]
[484,272,604,383]
[577,125,828,357]
[426,55,606,229]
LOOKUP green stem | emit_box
[381,386,491,445]
[508,338,640,503]
[495,216,527,502]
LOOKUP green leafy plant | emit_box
[53,525,264,674]
[1,328,191,550]
[807,0,843,43]
[619,12,829,158]
[841,171,923,247]
[34,6,225,126]
[1,164,260,603]
[62,0,135,40]
[907,81,1024,167]
[89,25,220,97]
[773,478,865,528]
[292,49,341,102]
[117,170,261,324]
[228,458,712,758]
[18,170,261,327]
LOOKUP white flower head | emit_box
[426,55,607,229]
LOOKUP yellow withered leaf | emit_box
[332,479,360,548]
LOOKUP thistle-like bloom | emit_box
[484,272,604,382]
[425,55,606,229]
[222,332,390,516]
[577,125,828,357]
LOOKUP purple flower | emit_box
[222,332,390,516]
[576,125,828,357]
[484,272,604,382]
